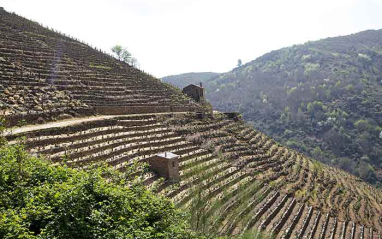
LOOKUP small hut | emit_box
[183,82,204,102]
[149,152,180,181]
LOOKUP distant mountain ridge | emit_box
[162,72,219,89]
[200,29,382,185]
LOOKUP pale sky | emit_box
[2,0,382,77]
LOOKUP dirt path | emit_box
[5,112,189,135]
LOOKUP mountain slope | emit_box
[7,112,382,238]
[205,30,382,185]
[162,72,219,88]
[0,8,199,126]
[1,7,382,238]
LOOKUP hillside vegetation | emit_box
[203,30,382,186]
[1,7,382,238]
[2,119,273,239]
[162,72,219,88]
[0,146,191,239]
[7,113,382,238]
[0,116,275,239]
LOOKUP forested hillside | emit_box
[162,72,219,88]
[204,30,382,186]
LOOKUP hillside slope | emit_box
[7,112,382,238]
[205,30,382,185]
[0,8,199,126]
[162,72,219,88]
[1,6,382,238]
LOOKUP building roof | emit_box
[183,84,204,90]
[157,152,179,159]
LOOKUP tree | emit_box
[307,102,314,118]
[130,57,139,68]
[111,45,139,67]
[111,45,132,63]
[358,161,375,182]
[312,146,323,161]
[338,157,356,174]
[237,59,242,68]
[354,119,369,132]
[296,107,306,124]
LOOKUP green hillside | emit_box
[205,30,382,186]
[162,72,219,88]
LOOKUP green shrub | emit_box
[0,117,6,146]
[0,144,192,239]
[218,229,272,239]
[304,63,320,75]
[354,119,370,132]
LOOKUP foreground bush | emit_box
[0,144,191,239]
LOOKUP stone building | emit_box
[149,152,180,181]
[182,83,204,102]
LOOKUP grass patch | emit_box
[89,62,112,70]
[23,31,47,38]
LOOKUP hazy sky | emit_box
[2,0,382,77]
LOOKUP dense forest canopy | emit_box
[178,30,382,186]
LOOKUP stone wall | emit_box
[95,106,200,115]
[4,108,95,127]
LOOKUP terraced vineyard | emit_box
[1,6,382,238]
[0,8,198,126]
[7,112,382,238]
